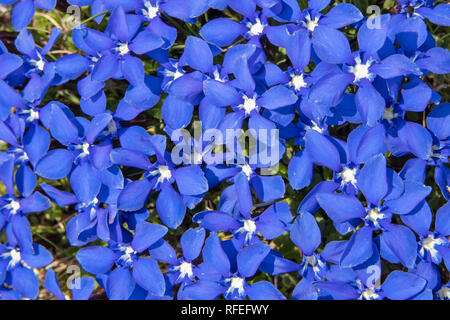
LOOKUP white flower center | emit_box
[5,200,20,214]
[1,248,22,270]
[350,57,372,83]
[338,167,357,186]
[248,19,265,36]
[382,107,397,122]
[290,74,307,91]
[430,145,442,159]
[306,255,317,267]
[366,207,385,225]
[102,120,118,136]
[306,121,323,133]
[151,165,172,184]
[422,234,442,252]
[303,15,319,32]
[119,246,136,265]
[241,164,253,178]
[117,43,130,55]
[242,219,256,234]
[23,109,40,122]
[31,57,45,71]
[193,151,203,164]
[240,95,258,115]
[360,287,380,300]
[226,277,245,297]
[76,142,90,158]
[143,2,159,19]
[213,69,225,82]
[437,286,450,300]
[174,261,194,280]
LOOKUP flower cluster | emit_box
[0,0,449,300]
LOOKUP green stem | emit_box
[32,230,63,252]
[74,11,109,28]
[161,12,193,37]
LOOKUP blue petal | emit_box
[44,269,65,300]
[10,265,39,299]
[15,164,36,198]
[266,26,311,70]
[320,3,363,29]
[381,271,427,300]
[34,0,56,10]
[131,222,168,253]
[426,102,450,140]
[226,0,255,16]
[355,81,386,127]
[91,54,119,82]
[181,227,206,262]
[11,0,35,30]
[117,179,153,212]
[251,175,285,203]
[308,73,353,108]
[305,130,341,171]
[23,123,50,167]
[385,181,431,215]
[69,162,102,203]
[119,126,158,156]
[203,79,241,107]
[381,224,417,268]
[371,54,421,79]
[193,211,240,232]
[55,54,89,81]
[132,258,165,296]
[199,18,245,47]
[357,153,388,204]
[129,30,164,54]
[436,202,450,236]
[340,227,373,268]
[156,183,186,229]
[237,243,271,278]
[161,94,194,130]
[290,211,321,255]
[247,281,286,300]
[48,103,79,145]
[416,47,450,74]
[0,53,22,79]
[174,165,209,196]
[35,149,73,180]
[121,55,144,87]
[288,150,313,190]
[181,36,213,73]
[19,191,50,213]
[109,6,129,42]
[110,148,151,170]
[106,267,135,300]
[401,201,432,237]
[395,121,433,160]
[259,250,301,275]
[312,26,352,64]
[76,246,116,274]
[416,4,450,27]
[180,280,225,300]
[298,181,338,213]
[201,233,230,278]
[234,171,253,216]
[71,277,95,300]
[258,85,298,110]
[21,243,53,269]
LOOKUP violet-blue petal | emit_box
[132,257,165,296]
[290,211,321,256]
[76,246,116,275]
